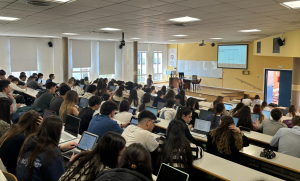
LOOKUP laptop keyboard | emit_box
[60,133,76,143]
[191,129,208,135]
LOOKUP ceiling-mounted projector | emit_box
[199,40,206,46]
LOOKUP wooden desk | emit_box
[186,95,207,102]
[198,101,212,108]
[23,88,39,98]
[169,77,197,90]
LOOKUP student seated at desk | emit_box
[186,97,198,127]
[209,96,224,109]
[241,94,251,106]
[59,90,79,123]
[128,90,139,107]
[152,91,166,108]
[16,116,78,181]
[286,105,300,118]
[236,106,259,131]
[136,84,144,101]
[59,132,126,181]
[84,76,90,86]
[207,103,224,130]
[261,101,271,111]
[159,99,177,120]
[114,100,133,124]
[36,73,43,83]
[99,93,111,110]
[270,116,300,158]
[259,108,287,136]
[108,81,115,92]
[18,74,27,86]
[46,74,55,83]
[113,85,129,103]
[67,78,74,88]
[253,104,267,125]
[176,107,204,148]
[10,77,27,94]
[49,85,71,116]
[138,93,152,112]
[78,96,102,135]
[157,120,203,175]
[206,116,249,163]
[0,69,6,80]
[118,143,153,181]
[88,101,129,141]
[82,85,97,99]
[71,80,84,96]
[228,102,244,117]
[0,111,42,175]
[0,80,21,112]
[33,82,57,110]
[251,95,263,106]
[0,98,13,138]
[175,94,182,107]
[161,85,166,95]
[26,76,42,90]
[151,86,156,95]
[122,110,158,152]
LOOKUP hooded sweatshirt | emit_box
[33,90,53,110]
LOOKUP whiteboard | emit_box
[177,60,222,79]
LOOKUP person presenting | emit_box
[147,74,153,88]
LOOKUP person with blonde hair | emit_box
[206,116,249,163]
[59,90,79,123]
[67,78,74,87]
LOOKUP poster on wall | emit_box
[168,49,177,66]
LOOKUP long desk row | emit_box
[22,87,39,98]
[154,118,300,180]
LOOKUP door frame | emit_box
[263,68,292,102]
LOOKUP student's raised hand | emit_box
[37,116,43,125]
[60,141,78,151]
[228,124,240,133]
[70,152,77,162]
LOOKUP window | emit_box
[72,68,90,80]
[12,71,37,80]
[138,52,147,83]
[153,51,163,82]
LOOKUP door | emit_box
[265,71,274,104]
[278,71,292,107]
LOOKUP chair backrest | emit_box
[160,110,166,119]
[2,171,17,181]
[79,98,89,108]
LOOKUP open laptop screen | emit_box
[146,107,158,116]
[224,104,233,111]
[65,114,80,137]
[77,132,98,150]
[262,110,270,119]
[130,117,138,126]
[199,110,213,120]
[157,163,189,181]
[251,113,260,123]
[157,102,165,110]
[194,119,211,132]
[233,117,239,126]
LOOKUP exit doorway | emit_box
[264,69,292,107]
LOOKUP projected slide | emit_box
[218,45,248,69]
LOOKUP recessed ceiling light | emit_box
[0,16,19,21]
[100,27,121,31]
[47,0,75,3]
[43,35,57,38]
[210,38,223,40]
[168,40,177,41]
[62,33,79,35]
[130,37,141,40]
[106,39,117,41]
[169,16,200,23]
[172,35,188,37]
[238,29,261,32]
[281,1,300,9]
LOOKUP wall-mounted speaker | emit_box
[48,41,53,47]
[277,38,285,46]
[211,43,215,47]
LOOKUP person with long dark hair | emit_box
[138,93,152,112]
[206,116,249,162]
[108,81,115,92]
[0,97,13,137]
[16,116,78,181]
[159,99,177,120]
[114,100,133,124]
[164,89,175,101]
[206,103,224,130]
[157,120,203,173]
[71,79,84,96]
[253,104,267,124]
[236,106,258,131]
[113,85,129,102]
[176,107,204,148]
[287,105,299,117]
[59,132,126,181]
[186,97,198,127]
[261,101,271,111]
[179,90,187,106]
[128,89,139,107]
[152,90,166,108]
[0,111,42,175]
[228,102,244,117]
[161,85,166,95]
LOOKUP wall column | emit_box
[291,57,300,111]
[133,41,138,83]
[62,37,68,83]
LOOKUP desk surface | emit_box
[23,88,39,98]
[186,95,207,101]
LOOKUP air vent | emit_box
[257,41,261,54]
[273,37,280,54]
[26,1,51,6]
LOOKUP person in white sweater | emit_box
[286,105,300,118]
[114,100,133,124]
[113,85,129,103]
[10,77,27,94]
[71,80,84,96]
[136,84,144,102]
[159,99,177,120]
[251,95,263,106]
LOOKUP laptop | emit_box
[157,101,165,110]
[262,110,271,119]
[42,80,47,85]
[43,109,56,119]
[79,84,85,89]
[128,108,137,115]
[199,110,213,120]
[251,113,260,123]
[224,103,233,111]
[60,114,81,143]
[233,117,239,126]
[146,106,158,116]
[282,109,289,116]
[127,90,130,94]
[191,119,211,137]
[130,117,138,126]
[157,163,189,181]
[62,131,98,159]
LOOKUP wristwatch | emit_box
[120,124,123,128]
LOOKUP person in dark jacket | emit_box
[152,91,166,107]
[175,107,204,148]
[147,75,153,88]
[16,116,78,181]
[46,74,55,83]
[49,84,70,115]
[33,82,57,110]
[26,76,43,90]
[186,97,198,127]
[95,168,151,181]
[206,116,249,163]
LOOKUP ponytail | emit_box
[176,107,192,120]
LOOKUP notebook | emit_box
[146,106,158,116]
[43,109,56,119]
[130,117,138,126]
[62,131,98,159]
[262,110,271,119]
[60,114,81,143]
[224,104,233,111]
[157,101,165,110]
[251,113,260,123]
[191,119,211,137]
[157,163,189,181]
